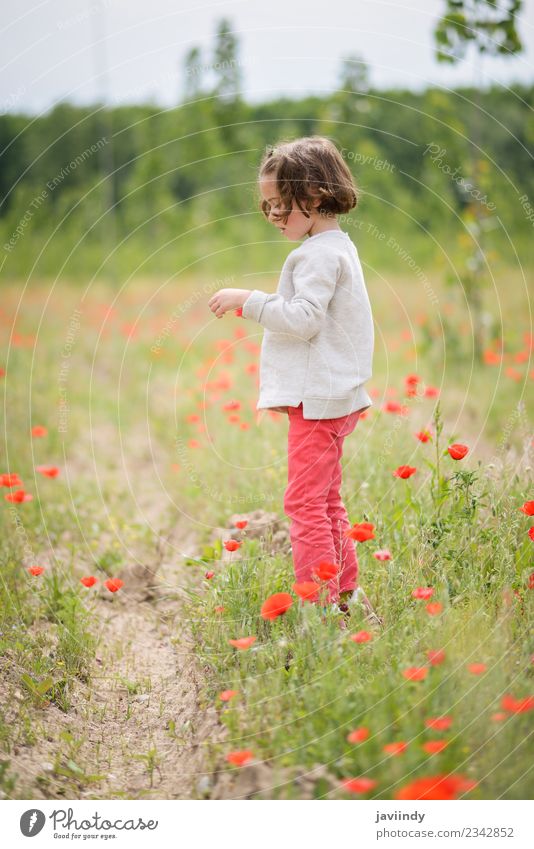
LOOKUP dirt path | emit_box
[7,421,227,800]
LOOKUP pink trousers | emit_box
[284,402,363,604]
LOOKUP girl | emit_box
[208,136,381,627]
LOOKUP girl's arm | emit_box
[241,249,341,341]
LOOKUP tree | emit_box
[433,0,523,362]
[212,18,242,104]
[182,46,205,103]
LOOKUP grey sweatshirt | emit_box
[242,229,374,420]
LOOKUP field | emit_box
[0,268,533,800]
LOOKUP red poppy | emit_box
[32,425,48,436]
[347,727,370,743]
[393,465,417,479]
[312,560,339,581]
[528,572,534,590]
[205,571,215,579]
[228,636,257,650]
[422,740,449,754]
[225,749,253,766]
[424,386,439,398]
[491,712,507,722]
[35,465,60,478]
[412,587,433,600]
[80,576,98,587]
[501,693,534,714]
[341,777,377,794]
[350,630,373,643]
[519,500,534,516]
[234,519,248,529]
[224,539,242,552]
[425,716,452,731]
[1,473,23,487]
[28,565,44,576]
[219,690,238,702]
[260,592,293,620]
[292,582,320,602]
[373,549,392,561]
[426,602,443,616]
[415,429,432,443]
[467,663,487,675]
[383,742,408,756]
[223,400,241,411]
[104,578,124,593]
[528,527,534,542]
[427,649,446,666]
[344,522,375,542]
[214,605,225,613]
[402,666,428,681]
[396,773,477,800]
[447,443,469,460]
[5,489,33,502]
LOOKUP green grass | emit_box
[0,271,532,799]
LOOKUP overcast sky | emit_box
[2,0,533,115]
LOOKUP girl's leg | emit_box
[326,436,359,594]
[284,405,340,601]
[326,408,362,594]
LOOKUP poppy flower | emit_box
[425,716,452,731]
[205,571,215,579]
[35,465,60,478]
[491,712,507,722]
[427,649,446,666]
[415,429,432,443]
[80,576,98,587]
[350,630,373,643]
[528,528,534,542]
[395,773,477,800]
[447,444,469,460]
[32,425,48,436]
[528,572,534,590]
[312,560,339,581]
[393,465,417,479]
[224,539,242,552]
[5,489,33,502]
[412,587,434,600]
[225,749,253,766]
[28,565,44,576]
[234,519,248,529]
[292,582,320,602]
[501,693,534,714]
[1,473,23,487]
[219,690,238,702]
[347,727,370,743]
[214,605,225,613]
[340,777,377,794]
[426,602,443,616]
[467,663,487,675]
[228,636,257,650]
[383,742,408,756]
[402,666,428,681]
[260,592,293,620]
[104,578,124,593]
[344,522,375,542]
[223,401,241,411]
[424,386,439,398]
[422,740,449,754]
[519,500,534,516]
[373,549,392,561]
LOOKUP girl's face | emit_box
[259,176,321,241]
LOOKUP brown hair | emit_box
[258,135,358,224]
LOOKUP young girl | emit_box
[208,136,381,626]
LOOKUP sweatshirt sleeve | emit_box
[241,247,341,341]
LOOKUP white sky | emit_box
[1,0,533,115]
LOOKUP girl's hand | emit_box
[208,288,250,318]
